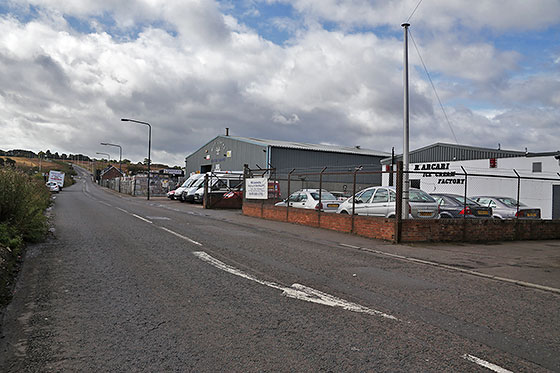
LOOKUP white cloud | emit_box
[0,0,559,166]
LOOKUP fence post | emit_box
[318,167,327,227]
[513,169,521,218]
[203,173,209,209]
[287,169,295,222]
[460,166,468,241]
[395,161,403,243]
[461,166,468,220]
[242,164,249,208]
[351,166,362,233]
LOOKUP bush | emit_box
[0,167,51,242]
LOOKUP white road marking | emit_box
[193,251,398,320]
[146,216,171,220]
[462,354,513,373]
[160,227,202,246]
[339,243,361,249]
[116,207,129,214]
[132,214,152,224]
[99,201,112,207]
[344,245,560,294]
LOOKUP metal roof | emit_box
[225,136,390,157]
[380,142,533,165]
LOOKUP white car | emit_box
[275,189,341,212]
[46,181,60,193]
[336,186,439,218]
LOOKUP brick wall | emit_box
[243,201,560,243]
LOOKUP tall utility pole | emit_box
[401,22,410,219]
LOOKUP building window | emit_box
[532,162,542,173]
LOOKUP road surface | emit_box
[1,166,558,372]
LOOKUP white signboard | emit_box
[48,170,65,187]
[245,177,268,199]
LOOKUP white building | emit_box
[381,143,560,219]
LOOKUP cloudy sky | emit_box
[1,0,559,166]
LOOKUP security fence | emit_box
[242,162,560,243]
[101,174,181,197]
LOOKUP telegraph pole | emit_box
[401,22,410,219]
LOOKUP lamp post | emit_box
[96,152,111,164]
[100,143,122,172]
[101,142,123,193]
[121,118,152,200]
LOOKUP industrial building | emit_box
[185,135,389,196]
[381,143,560,219]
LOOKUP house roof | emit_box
[100,165,124,178]
[379,142,550,165]
[223,136,390,157]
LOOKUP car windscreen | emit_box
[497,197,526,208]
[192,178,205,188]
[409,189,436,203]
[310,192,337,200]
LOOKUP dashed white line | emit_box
[132,214,152,224]
[99,201,112,207]
[116,207,129,214]
[193,251,398,320]
[160,226,202,246]
[462,354,513,373]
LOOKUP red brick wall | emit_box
[242,202,560,243]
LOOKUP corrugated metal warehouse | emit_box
[380,142,529,165]
[185,135,389,196]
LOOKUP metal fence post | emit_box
[351,166,361,233]
[287,169,295,222]
[203,173,209,209]
[513,169,521,218]
[318,167,327,226]
[395,161,403,243]
[461,166,468,220]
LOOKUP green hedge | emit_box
[0,167,51,305]
[0,167,51,242]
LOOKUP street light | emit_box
[101,143,122,172]
[96,152,111,163]
[121,118,152,200]
[101,142,123,193]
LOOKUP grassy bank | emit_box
[0,167,51,306]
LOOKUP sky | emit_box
[0,0,559,166]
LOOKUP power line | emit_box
[409,30,459,144]
[406,0,424,22]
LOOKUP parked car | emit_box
[275,189,341,212]
[330,191,352,201]
[430,193,492,218]
[336,186,439,218]
[45,181,60,193]
[470,196,541,219]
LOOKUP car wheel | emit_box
[339,210,349,214]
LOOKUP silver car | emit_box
[336,186,439,218]
[470,196,541,219]
[275,189,341,212]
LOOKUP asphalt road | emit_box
[1,166,558,372]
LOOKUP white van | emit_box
[184,171,243,203]
[174,173,204,201]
